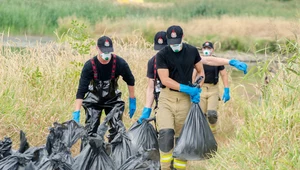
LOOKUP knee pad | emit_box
[207,110,218,124]
[158,129,175,152]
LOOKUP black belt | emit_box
[169,88,180,92]
[161,86,180,92]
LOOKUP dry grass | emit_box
[1,34,299,169]
[0,33,242,150]
[0,35,154,148]
[91,16,300,41]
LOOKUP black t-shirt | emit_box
[76,55,135,99]
[156,43,201,85]
[203,64,225,84]
[147,56,159,80]
[147,55,162,93]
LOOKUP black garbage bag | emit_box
[72,136,115,170]
[46,140,74,166]
[38,143,73,170]
[18,131,29,154]
[18,146,49,170]
[0,131,38,170]
[118,148,160,170]
[0,137,12,160]
[72,106,119,170]
[82,99,125,144]
[173,103,218,160]
[26,146,48,168]
[127,117,159,159]
[110,120,132,169]
[0,152,37,170]
[45,120,87,167]
[46,120,87,156]
[38,152,73,170]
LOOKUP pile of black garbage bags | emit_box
[0,103,217,170]
[0,105,160,170]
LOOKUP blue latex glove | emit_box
[138,107,152,124]
[191,88,202,103]
[179,84,201,96]
[72,110,80,123]
[229,59,248,74]
[129,97,136,118]
[179,84,201,103]
[222,88,230,103]
[191,93,200,103]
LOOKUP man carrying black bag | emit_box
[156,25,248,170]
[72,36,136,142]
[172,77,218,161]
[138,31,168,123]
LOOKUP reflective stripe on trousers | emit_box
[160,153,173,163]
[173,158,187,169]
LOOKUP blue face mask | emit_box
[170,43,183,52]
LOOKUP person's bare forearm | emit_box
[201,57,229,66]
[199,78,204,87]
[75,99,83,111]
[192,69,197,84]
[220,70,229,88]
[158,69,180,90]
[160,78,180,90]
[145,84,155,108]
[128,85,135,98]
[198,72,205,87]
[194,62,205,87]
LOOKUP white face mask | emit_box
[100,53,112,61]
[170,43,183,52]
[203,49,211,56]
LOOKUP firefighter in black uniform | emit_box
[156,25,248,170]
[200,41,230,133]
[72,36,136,142]
[138,31,168,123]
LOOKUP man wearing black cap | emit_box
[156,25,248,170]
[72,35,136,142]
[200,41,230,134]
[138,31,168,123]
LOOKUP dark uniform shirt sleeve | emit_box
[194,48,201,64]
[156,49,169,69]
[218,65,225,71]
[146,57,155,79]
[76,60,93,99]
[118,57,135,86]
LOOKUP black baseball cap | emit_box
[166,25,183,45]
[202,41,214,49]
[97,36,114,53]
[154,31,167,50]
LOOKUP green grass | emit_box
[1,0,299,35]
[191,50,300,169]
[1,0,299,53]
